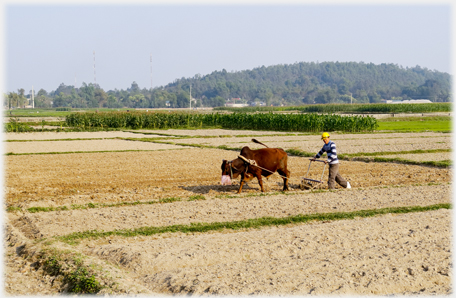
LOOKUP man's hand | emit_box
[311,157,316,162]
[324,160,328,164]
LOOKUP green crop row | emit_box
[65,111,378,132]
[4,118,34,132]
[215,102,452,114]
[208,112,378,132]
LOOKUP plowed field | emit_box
[3,130,452,295]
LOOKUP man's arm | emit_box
[312,147,325,161]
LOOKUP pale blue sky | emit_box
[3,2,453,93]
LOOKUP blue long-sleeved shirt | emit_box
[315,141,339,164]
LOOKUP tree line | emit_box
[4,61,452,109]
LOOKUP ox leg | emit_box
[256,173,265,192]
[278,169,290,191]
[237,174,246,194]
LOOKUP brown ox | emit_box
[221,139,290,193]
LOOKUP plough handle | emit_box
[309,159,326,163]
[320,162,327,182]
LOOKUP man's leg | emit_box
[328,164,338,189]
[335,172,348,188]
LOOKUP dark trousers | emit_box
[328,163,348,189]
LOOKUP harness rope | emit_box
[236,155,289,180]
[226,156,321,190]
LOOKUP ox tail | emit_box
[251,138,269,148]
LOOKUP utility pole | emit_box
[189,84,192,109]
[349,92,353,104]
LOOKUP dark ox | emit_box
[221,139,290,193]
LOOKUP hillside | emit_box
[12,62,451,109]
[163,62,451,107]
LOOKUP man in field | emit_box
[311,132,351,189]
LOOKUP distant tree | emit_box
[35,95,52,108]
[129,94,146,108]
[150,90,167,108]
[53,92,69,107]
[176,91,190,108]
[94,89,108,107]
[67,90,77,107]
[36,89,47,97]
[337,79,351,95]
[52,83,74,97]
[314,88,337,104]
[356,90,370,103]
[17,88,27,107]
[205,96,225,107]
[168,93,177,108]
[256,87,274,105]
[7,92,19,109]
[35,89,52,108]
[338,94,352,104]
[79,83,96,107]
[368,92,382,103]
[436,93,451,102]
[129,81,140,94]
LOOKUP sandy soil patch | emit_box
[170,133,451,154]
[131,129,296,136]
[130,129,448,139]
[3,238,60,295]
[83,209,451,295]
[4,149,451,208]
[9,184,450,239]
[3,131,450,155]
[3,131,170,141]
[376,152,452,162]
[5,139,184,154]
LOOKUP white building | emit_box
[381,99,433,104]
[225,103,249,108]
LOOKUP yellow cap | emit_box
[321,132,330,139]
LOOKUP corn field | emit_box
[216,103,452,114]
[65,111,378,132]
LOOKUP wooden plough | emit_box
[300,159,326,190]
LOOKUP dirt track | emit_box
[3,130,453,295]
[86,209,451,295]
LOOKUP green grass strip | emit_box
[285,148,451,167]
[57,203,451,242]
[377,119,451,132]
[377,116,451,122]
[38,248,108,294]
[285,148,315,157]
[24,197,184,213]
[352,157,452,167]
[343,148,451,157]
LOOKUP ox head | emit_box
[221,158,244,179]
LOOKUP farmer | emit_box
[311,132,351,189]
